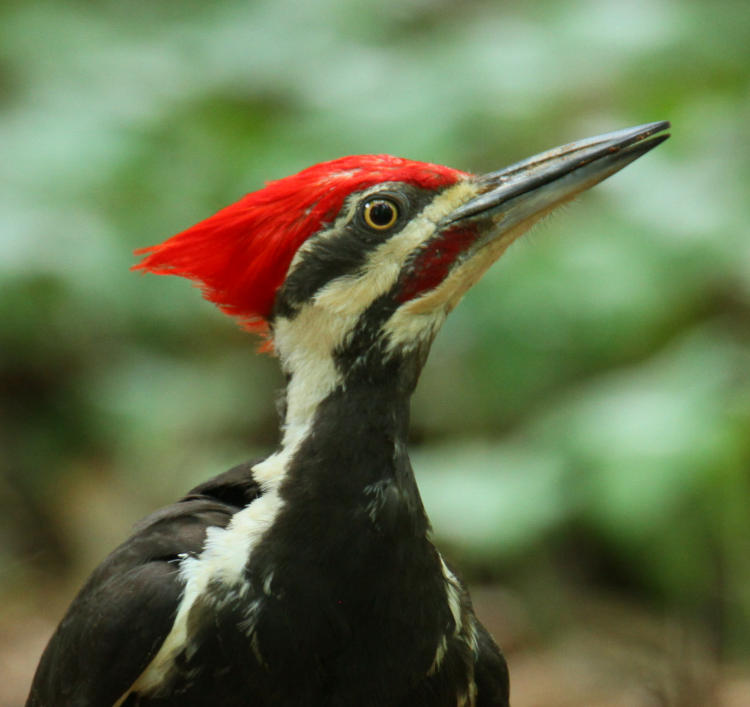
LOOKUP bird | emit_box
[27,121,669,707]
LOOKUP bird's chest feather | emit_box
[165,497,456,705]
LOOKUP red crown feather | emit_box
[133,155,467,345]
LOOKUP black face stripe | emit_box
[333,290,397,371]
[271,184,439,321]
[331,278,434,390]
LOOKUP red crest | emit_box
[134,155,466,345]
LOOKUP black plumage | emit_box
[29,391,509,705]
[27,465,261,706]
[30,338,510,705]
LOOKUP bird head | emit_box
[134,122,669,392]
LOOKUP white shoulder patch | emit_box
[119,446,300,699]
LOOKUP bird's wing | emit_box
[26,461,261,707]
[473,619,510,707]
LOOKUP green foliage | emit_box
[1,0,749,655]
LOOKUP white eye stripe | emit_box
[275,178,479,376]
[286,180,477,295]
[306,181,480,319]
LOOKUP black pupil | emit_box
[369,201,395,226]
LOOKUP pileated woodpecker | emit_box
[27,122,669,706]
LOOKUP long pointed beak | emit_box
[396,122,670,317]
[444,121,670,234]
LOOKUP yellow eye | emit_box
[363,199,399,230]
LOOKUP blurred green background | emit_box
[1,0,749,704]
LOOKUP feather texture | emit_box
[133,155,466,342]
